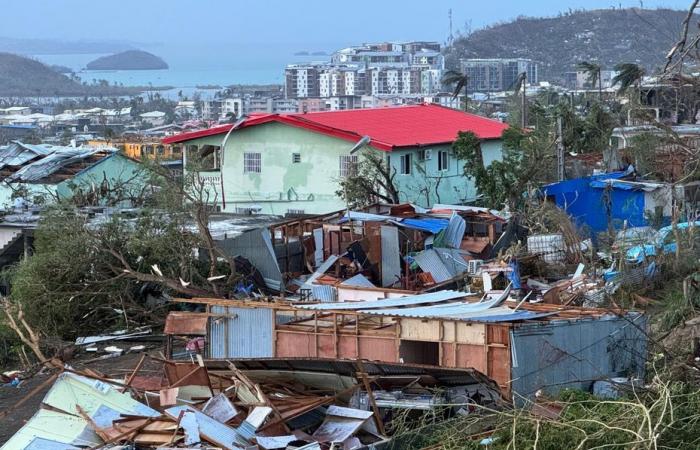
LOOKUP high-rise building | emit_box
[460,59,539,92]
[286,42,444,99]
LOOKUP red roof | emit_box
[162,104,508,150]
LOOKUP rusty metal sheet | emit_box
[164,312,208,335]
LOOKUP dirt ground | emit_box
[0,343,165,444]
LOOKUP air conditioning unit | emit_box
[467,259,484,275]
[424,149,433,160]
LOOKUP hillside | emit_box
[0,53,145,96]
[86,50,168,70]
[446,8,698,80]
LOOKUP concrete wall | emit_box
[183,122,358,215]
[389,139,503,207]
[55,154,144,202]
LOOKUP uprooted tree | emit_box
[0,158,243,360]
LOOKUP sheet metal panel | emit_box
[443,212,466,248]
[340,274,375,288]
[380,225,401,287]
[217,228,283,291]
[208,306,274,359]
[296,289,467,310]
[509,312,647,405]
[414,249,453,282]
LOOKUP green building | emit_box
[163,104,509,214]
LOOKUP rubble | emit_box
[1,356,501,449]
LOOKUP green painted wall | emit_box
[389,139,504,207]
[184,122,360,215]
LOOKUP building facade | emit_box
[460,58,539,92]
[162,104,509,214]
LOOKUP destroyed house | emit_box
[0,141,143,209]
[169,294,646,404]
[162,104,509,214]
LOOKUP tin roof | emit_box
[164,311,208,335]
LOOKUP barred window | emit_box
[339,155,358,177]
[292,153,301,163]
[244,152,261,173]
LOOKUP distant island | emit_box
[294,50,328,56]
[0,52,169,97]
[86,50,168,70]
[294,51,309,56]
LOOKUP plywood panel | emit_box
[441,342,456,367]
[488,346,511,390]
[275,332,316,357]
[456,323,486,344]
[455,344,486,373]
[358,337,397,362]
[487,324,511,345]
[400,318,440,341]
[317,335,336,358]
[338,335,359,359]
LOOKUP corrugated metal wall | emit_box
[208,306,275,359]
[510,313,647,404]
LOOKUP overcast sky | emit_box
[1,0,693,47]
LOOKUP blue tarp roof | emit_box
[397,217,449,234]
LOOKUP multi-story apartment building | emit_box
[286,41,444,99]
[460,58,539,93]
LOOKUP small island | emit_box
[86,50,168,70]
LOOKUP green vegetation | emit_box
[86,50,168,70]
[445,8,698,79]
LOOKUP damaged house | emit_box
[0,141,144,209]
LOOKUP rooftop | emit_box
[162,104,509,150]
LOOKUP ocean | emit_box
[33,42,337,100]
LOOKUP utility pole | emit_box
[556,116,565,181]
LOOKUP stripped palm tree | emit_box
[612,63,645,95]
[511,71,528,128]
[578,61,603,100]
[441,69,469,111]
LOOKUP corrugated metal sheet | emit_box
[0,409,101,450]
[340,274,375,288]
[434,247,469,276]
[296,290,468,310]
[380,225,401,287]
[217,228,283,291]
[359,304,516,319]
[443,212,466,248]
[311,285,337,302]
[396,217,449,234]
[510,312,647,405]
[414,249,453,282]
[209,306,274,359]
[165,405,249,450]
[11,148,111,182]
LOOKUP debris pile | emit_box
[2,356,502,449]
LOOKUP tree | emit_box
[336,149,400,207]
[453,126,556,210]
[441,70,470,111]
[612,63,645,95]
[578,61,603,100]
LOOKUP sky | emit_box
[1,0,694,48]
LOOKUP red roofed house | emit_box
[162,104,508,214]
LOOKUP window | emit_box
[418,149,426,161]
[438,150,449,171]
[339,155,358,177]
[292,153,301,163]
[400,153,412,175]
[156,145,165,155]
[244,152,261,173]
[198,145,221,171]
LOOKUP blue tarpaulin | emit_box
[396,217,449,234]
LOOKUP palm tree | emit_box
[441,70,469,111]
[612,63,645,96]
[578,61,602,100]
[512,72,528,128]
